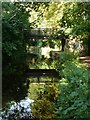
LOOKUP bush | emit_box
[55,52,88,119]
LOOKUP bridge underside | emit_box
[25,69,59,83]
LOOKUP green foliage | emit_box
[31,83,58,119]
[60,2,90,55]
[2,2,30,105]
[2,2,51,105]
[39,2,90,54]
[56,52,88,119]
[2,3,90,118]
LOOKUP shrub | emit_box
[55,52,88,119]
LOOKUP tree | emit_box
[38,2,90,54]
[59,2,90,55]
[2,2,50,105]
[2,2,31,104]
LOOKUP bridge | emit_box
[25,69,59,83]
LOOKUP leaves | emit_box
[56,52,88,119]
[2,2,30,105]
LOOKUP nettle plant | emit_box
[0,98,35,120]
[55,52,88,119]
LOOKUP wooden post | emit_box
[38,77,40,83]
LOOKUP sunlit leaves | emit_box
[56,52,88,119]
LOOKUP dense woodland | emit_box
[2,2,90,119]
